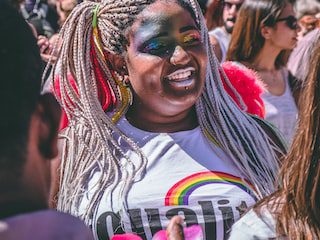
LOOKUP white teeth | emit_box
[166,67,195,81]
[168,71,192,80]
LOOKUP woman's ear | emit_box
[35,94,61,159]
[108,54,128,76]
[260,25,273,40]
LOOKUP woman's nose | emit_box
[170,45,191,65]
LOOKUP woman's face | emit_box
[124,0,207,118]
[268,4,299,50]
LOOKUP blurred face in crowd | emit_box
[222,0,244,33]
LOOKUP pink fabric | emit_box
[112,233,143,240]
[112,224,203,240]
[153,225,203,240]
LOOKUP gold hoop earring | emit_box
[111,73,133,123]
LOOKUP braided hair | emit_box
[51,0,283,224]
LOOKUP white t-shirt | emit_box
[262,69,298,145]
[78,118,257,240]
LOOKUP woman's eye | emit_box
[141,40,173,57]
[182,33,201,46]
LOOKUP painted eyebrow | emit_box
[179,25,198,33]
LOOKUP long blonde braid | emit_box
[52,0,284,224]
[190,0,282,198]
[51,0,154,223]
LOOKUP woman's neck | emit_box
[126,104,198,133]
[251,43,282,71]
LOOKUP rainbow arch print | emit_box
[164,171,256,206]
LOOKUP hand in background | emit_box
[37,35,58,64]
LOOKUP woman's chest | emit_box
[92,135,257,240]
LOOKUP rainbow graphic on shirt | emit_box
[164,171,256,206]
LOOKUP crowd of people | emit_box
[0,0,320,239]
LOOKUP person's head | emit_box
[295,0,320,39]
[222,0,244,33]
[205,0,244,32]
[54,0,283,223]
[0,1,60,211]
[295,0,320,20]
[227,0,299,68]
[120,0,208,121]
[298,15,320,38]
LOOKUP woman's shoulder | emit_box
[229,206,277,240]
[229,196,287,240]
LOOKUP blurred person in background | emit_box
[229,35,320,240]
[287,0,320,85]
[37,0,78,64]
[206,0,245,62]
[0,2,93,239]
[20,0,59,38]
[287,28,320,85]
[227,0,300,145]
[295,0,320,39]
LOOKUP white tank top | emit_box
[261,69,298,145]
[209,27,231,63]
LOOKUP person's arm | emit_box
[49,156,61,209]
[209,35,223,63]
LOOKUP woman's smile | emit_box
[164,66,196,89]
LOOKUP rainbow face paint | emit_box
[181,32,201,46]
[138,31,202,58]
[133,14,202,59]
[140,37,175,57]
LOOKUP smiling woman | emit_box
[124,2,207,131]
[51,0,285,239]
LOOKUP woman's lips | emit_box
[165,67,196,81]
[164,67,196,88]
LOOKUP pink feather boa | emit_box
[221,61,265,118]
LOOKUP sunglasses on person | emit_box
[275,15,298,30]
